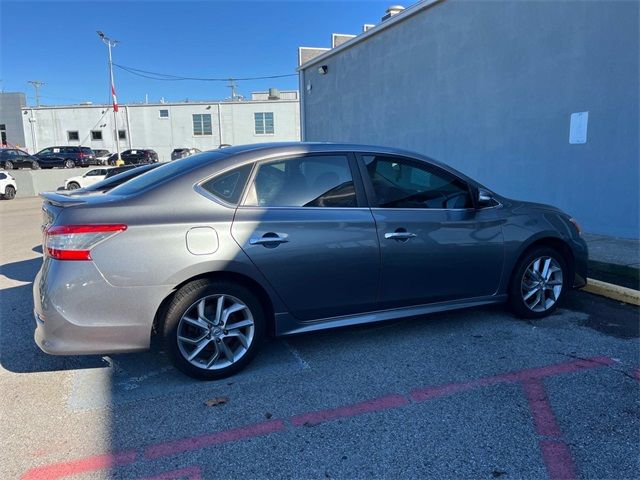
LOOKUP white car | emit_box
[64,167,113,190]
[0,170,17,199]
[93,149,112,166]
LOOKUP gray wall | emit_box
[0,92,27,147]
[301,0,639,239]
[8,168,92,198]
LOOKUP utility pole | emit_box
[97,31,121,163]
[28,80,45,106]
[227,79,239,101]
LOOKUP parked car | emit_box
[35,146,95,168]
[92,150,112,166]
[171,148,201,161]
[0,170,17,199]
[34,142,587,380]
[0,149,41,170]
[61,164,161,196]
[63,167,113,190]
[109,149,158,165]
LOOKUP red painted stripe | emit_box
[522,379,562,437]
[291,394,409,426]
[21,450,137,480]
[144,420,285,460]
[411,357,613,402]
[139,465,202,480]
[540,440,578,480]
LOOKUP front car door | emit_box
[231,153,380,321]
[357,153,505,308]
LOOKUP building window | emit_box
[67,131,79,141]
[192,114,212,136]
[91,130,103,141]
[118,130,127,140]
[254,112,274,135]
[159,109,169,118]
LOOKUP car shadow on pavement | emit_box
[0,256,107,373]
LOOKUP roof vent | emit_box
[382,5,405,21]
[268,88,280,100]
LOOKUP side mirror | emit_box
[477,188,494,208]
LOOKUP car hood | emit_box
[508,198,566,215]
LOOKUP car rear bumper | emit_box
[33,258,173,355]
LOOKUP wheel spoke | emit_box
[178,331,207,345]
[226,318,253,331]
[218,339,234,362]
[187,338,211,361]
[197,299,212,325]
[222,303,248,324]
[523,286,539,301]
[205,344,220,368]
[214,295,225,325]
[226,330,249,348]
[182,316,209,330]
[541,258,551,280]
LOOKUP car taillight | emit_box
[45,224,127,261]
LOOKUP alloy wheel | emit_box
[521,256,563,312]
[177,294,255,370]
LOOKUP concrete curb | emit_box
[582,278,640,306]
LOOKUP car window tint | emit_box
[201,164,253,205]
[362,155,472,209]
[110,152,227,196]
[0,173,6,180]
[245,155,356,208]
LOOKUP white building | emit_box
[21,90,300,162]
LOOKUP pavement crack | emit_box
[549,352,637,380]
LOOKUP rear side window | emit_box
[244,154,356,208]
[110,152,227,196]
[0,173,6,180]
[200,164,253,205]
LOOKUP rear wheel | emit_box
[4,161,13,170]
[509,247,567,319]
[163,279,265,380]
[31,161,40,170]
[67,182,80,190]
[3,185,16,200]
[64,159,75,168]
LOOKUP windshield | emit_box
[109,151,228,196]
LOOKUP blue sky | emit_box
[1,0,389,106]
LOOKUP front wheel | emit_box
[508,247,567,319]
[162,279,265,380]
[67,182,80,190]
[4,161,13,170]
[3,185,16,200]
[31,161,40,170]
[64,159,75,168]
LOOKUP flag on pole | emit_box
[111,83,119,112]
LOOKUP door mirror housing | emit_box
[476,188,494,208]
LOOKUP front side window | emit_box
[362,155,472,209]
[254,112,274,135]
[68,131,79,141]
[244,155,356,208]
[201,164,253,205]
[91,130,103,141]
[193,114,212,136]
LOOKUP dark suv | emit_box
[111,149,159,165]
[35,146,95,168]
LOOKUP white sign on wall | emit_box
[569,111,588,144]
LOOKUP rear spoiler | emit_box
[39,191,87,207]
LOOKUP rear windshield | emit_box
[109,151,227,196]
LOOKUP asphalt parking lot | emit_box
[1,197,638,480]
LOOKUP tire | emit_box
[67,182,80,190]
[508,246,567,319]
[3,185,16,200]
[31,161,40,170]
[162,279,266,380]
[64,159,75,168]
[4,161,13,170]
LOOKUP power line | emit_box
[113,63,298,82]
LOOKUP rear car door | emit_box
[358,153,504,308]
[231,153,380,321]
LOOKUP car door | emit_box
[231,153,380,321]
[15,150,33,168]
[357,153,504,309]
[83,168,107,187]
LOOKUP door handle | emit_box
[384,231,417,240]
[250,233,289,246]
